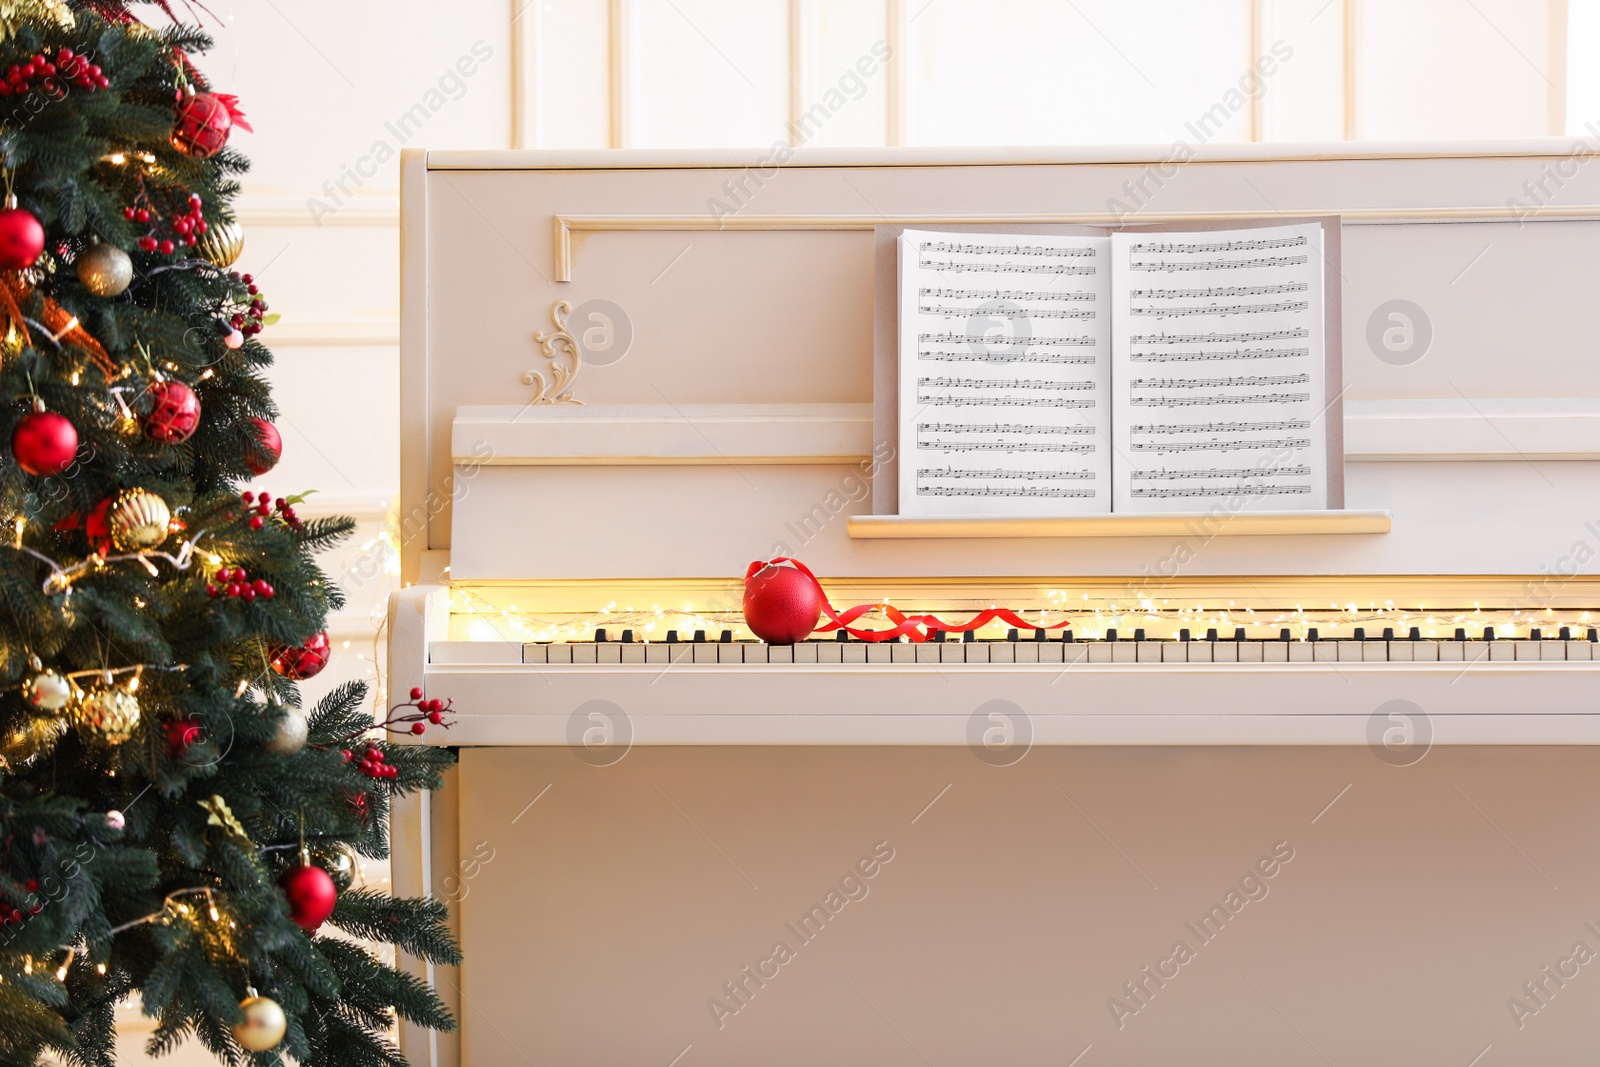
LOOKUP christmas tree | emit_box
[0,2,459,1064]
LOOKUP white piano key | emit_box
[842,643,867,664]
[1336,641,1363,662]
[1362,642,1387,662]
[1313,643,1338,663]
[1489,642,1514,661]
[1437,642,1463,661]
[916,644,940,665]
[1263,642,1289,663]
[769,645,794,664]
[1288,642,1313,663]
[1238,641,1264,663]
[1387,642,1414,662]
[891,643,916,664]
[1511,641,1540,661]
[1061,644,1086,665]
[1088,643,1113,663]
[939,642,967,664]
[597,643,623,664]
[1211,643,1238,663]
[1111,643,1137,663]
[622,644,647,664]
[1014,643,1040,663]
[1541,642,1566,661]
[792,643,819,664]
[1161,643,1187,663]
[867,644,892,664]
[1412,642,1439,661]
[989,644,1016,664]
[571,644,598,664]
[816,643,843,664]
[1136,642,1163,663]
[1187,644,1213,663]
[716,643,742,664]
[643,644,668,664]
[522,644,548,665]
[1464,642,1490,663]
[548,644,574,664]
[1037,643,1065,663]
[1567,640,1593,661]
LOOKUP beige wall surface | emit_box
[456,744,1600,1066]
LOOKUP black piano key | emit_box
[1233,627,1246,641]
[1353,627,1366,640]
[1382,627,1395,640]
[1531,628,1543,641]
[621,629,634,643]
[720,630,732,643]
[1061,630,1074,642]
[1205,628,1218,641]
[1179,628,1190,642]
[1105,628,1118,641]
[928,629,944,642]
[1561,626,1573,640]
[1308,628,1320,640]
[1408,627,1420,640]
[1279,628,1292,641]
[1134,628,1146,641]
[595,628,608,643]
[1589,628,1598,642]
[1033,629,1047,642]
[835,630,849,642]
[693,630,706,643]
[665,630,679,643]
[1007,628,1019,641]
[961,630,974,643]
[1482,627,1496,641]
[1454,628,1467,641]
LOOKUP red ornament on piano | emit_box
[742,560,823,644]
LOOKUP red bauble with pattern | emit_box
[743,561,823,644]
[0,206,44,270]
[171,92,233,158]
[245,417,281,474]
[12,410,77,476]
[279,859,337,932]
[145,380,201,443]
[271,630,330,680]
[164,716,203,757]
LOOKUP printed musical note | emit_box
[1130,419,1309,434]
[1128,373,1311,390]
[1127,236,1307,254]
[920,240,1097,257]
[919,377,1096,391]
[1128,300,1308,318]
[917,467,1097,480]
[921,287,1097,302]
[1128,393,1310,407]
[917,440,1098,453]
[918,351,1098,365]
[920,259,1098,275]
[1128,438,1310,454]
[1132,465,1312,480]
[1129,328,1308,346]
[1126,255,1309,272]
[1129,347,1307,363]
[917,486,1098,498]
[1128,283,1308,300]
[1129,484,1313,498]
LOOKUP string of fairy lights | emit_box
[448,586,1596,643]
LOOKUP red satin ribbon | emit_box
[746,557,1074,643]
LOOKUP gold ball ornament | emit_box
[106,489,170,551]
[262,705,308,755]
[196,218,244,269]
[74,687,140,744]
[233,993,287,1052]
[76,241,133,297]
[24,669,70,711]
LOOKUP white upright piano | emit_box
[390,143,1600,1067]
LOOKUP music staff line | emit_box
[1128,437,1310,453]
[916,467,1096,480]
[1129,373,1311,390]
[921,260,1097,275]
[919,332,1095,346]
[919,377,1096,391]
[917,440,1098,453]
[1129,283,1308,300]
[1129,347,1308,363]
[1128,300,1308,318]
[1130,485,1312,498]
[1132,465,1311,480]
[920,287,1096,302]
[917,486,1098,498]
[920,422,1097,435]
[917,396,1098,408]
[1129,393,1311,408]
[1130,419,1309,434]
[919,241,1097,257]
[1131,328,1308,346]
[918,351,1097,365]
[1128,236,1307,254]
[1128,255,1308,272]
[919,305,1096,320]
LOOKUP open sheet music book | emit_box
[892,218,1341,517]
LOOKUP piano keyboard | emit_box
[517,626,1600,665]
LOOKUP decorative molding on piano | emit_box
[846,511,1392,539]
[1344,398,1600,461]
[525,300,585,405]
[448,399,1600,467]
[452,403,874,465]
[549,206,1600,281]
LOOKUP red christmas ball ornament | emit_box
[171,92,233,158]
[245,417,281,475]
[271,631,330,680]
[279,850,337,932]
[743,560,823,644]
[164,716,202,757]
[12,409,77,476]
[0,201,44,271]
[144,380,201,443]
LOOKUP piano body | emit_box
[390,144,1600,1066]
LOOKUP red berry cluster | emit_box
[401,686,450,735]
[125,192,206,255]
[343,744,398,780]
[207,565,274,601]
[241,490,300,530]
[0,48,107,98]
[2,879,42,926]
[225,271,268,338]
